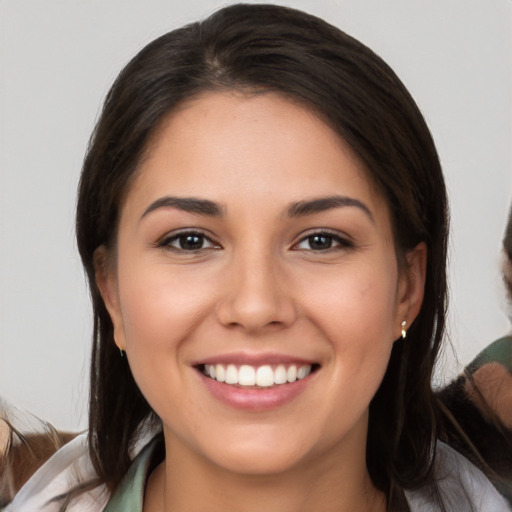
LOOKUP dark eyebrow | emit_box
[287,196,374,222]
[141,196,223,219]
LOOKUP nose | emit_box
[215,251,297,333]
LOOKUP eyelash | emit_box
[157,229,353,253]
[292,230,354,252]
[157,230,220,252]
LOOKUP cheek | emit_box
[298,261,399,390]
[115,259,220,374]
[300,261,399,342]
[114,262,216,416]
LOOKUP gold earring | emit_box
[401,321,407,340]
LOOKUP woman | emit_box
[4,4,510,511]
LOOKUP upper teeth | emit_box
[203,364,312,387]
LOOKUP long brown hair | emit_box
[76,4,449,509]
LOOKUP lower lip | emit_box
[199,371,315,411]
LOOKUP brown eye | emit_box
[177,234,206,250]
[306,235,333,250]
[294,231,353,251]
[160,231,218,251]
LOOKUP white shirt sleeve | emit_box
[4,433,108,512]
[406,442,511,512]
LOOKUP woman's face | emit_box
[97,92,425,476]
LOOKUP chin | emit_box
[207,444,308,476]
[177,422,307,475]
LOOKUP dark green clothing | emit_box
[468,335,512,373]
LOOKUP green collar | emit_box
[103,437,161,512]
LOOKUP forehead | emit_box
[123,91,390,225]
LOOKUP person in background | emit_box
[0,399,76,507]
[438,207,512,502]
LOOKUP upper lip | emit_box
[191,352,318,367]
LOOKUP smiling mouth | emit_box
[198,363,320,388]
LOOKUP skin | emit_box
[96,91,426,512]
[466,362,512,429]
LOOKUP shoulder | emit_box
[102,434,163,512]
[4,433,108,512]
[5,432,162,512]
[468,335,512,374]
[405,442,511,512]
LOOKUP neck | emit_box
[144,427,386,512]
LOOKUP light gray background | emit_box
[1,0,511,430]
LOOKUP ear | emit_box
[395,242,427,338]
[93,246,126,351]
